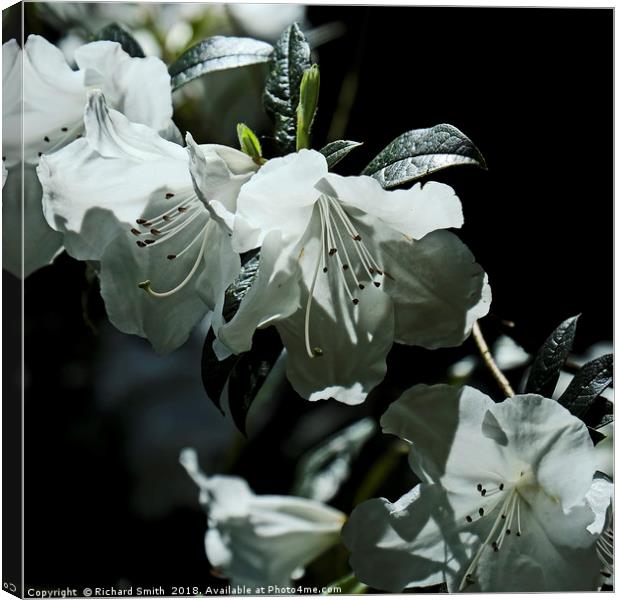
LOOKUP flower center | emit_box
[303,194,387,358]
[459,476,529,591]
[134,191,210,298]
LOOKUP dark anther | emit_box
[165,192,175,199]
[130,228,141,236]
[328,248,337,256]
[342,264,349,270]
[144,239,156,245]
[369,268,375,274]
[505,529,511,535]
[163,215,172,222]
[150,228,161,235]
[499,483,504,491]
[44,136,50,142]
[516,532,521,537]
[322,267,328,273]
[178,206,188,213]
[492,543,499,553]
[501,514,506,519]
[352,299,359,305]
[373,281,381,287]
[481,489,487,497]
[136,241,146,248]
[2,156,6,161]
[61,127,68,132]
[359,284,365,290]
[465,516,472,523]
[166,254,176,260]
[353,234,362,241]
[38,152,43,157]
[136,219,148,225]
[478,508,484,517]
[477,484,483,492]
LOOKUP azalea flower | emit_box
[206,150,490,405]
[2,34,176,277]
[342,385,612,592]
[179,448,345,588]
[39,91,257,353]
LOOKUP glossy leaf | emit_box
[169,36,273,90]
[362,124,486,188]
[524,315,580,397]
[228,327,283,436]
[320,140,363,169]
[263,23,311,153]
[94,23,145,58]
[222,250,260,323]
[558,354,613,418]
[200,329,239,415]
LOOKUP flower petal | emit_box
[39,90,190,261]
[488,395,596,510]
[74,40,172,133]
[319,174,463,239]
[210,229,300,355]
[3,165,63,277]
[231,149,326,252]
[368,223,490,348]
[343,484,479,592]
[3,39,22,168]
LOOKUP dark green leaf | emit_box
[320,140,363,169]
[200,328,240,414]
[362,124,486,188]
[94,23,145,58]
[222,250,260,323]
[583,396,614,429]
[263,23,311,153]
[169,36,273,90]
[588,427,607,445]
[558,354,613,418]
[524,315,580,397]
[228,327,283,436]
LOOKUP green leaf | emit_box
[558,354,613,418]
[236,123,264,164]
[583,396,614,429]
[200,329,239,415]
[296,64,320,151]
[94,23,145,58]
[222,250,260,323]
[362,124,486,188]
[263,23,311,153]
[169,36,273,90]
[524,315,580,397]
[228,327,283,436]
[320,140,363,169]
[323,573,368,595]
[292,418,375,502]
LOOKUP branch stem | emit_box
[472,321,515,397]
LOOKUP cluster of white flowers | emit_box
[4,32,612,594]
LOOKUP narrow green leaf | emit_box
[263,23,311,153]
[94,23,144,58]
[236,123,264,164]
[320,140,363,169]
[169,36,273,90]
[296,64,320,150]
[558,354,613,418]
[228,327,283,436]
[362,124,486,188]
[524,315,580,397]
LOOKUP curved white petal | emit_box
[319,174,463,240]
[180,448,344,587]
[210,230,301,354]
[232,149,325,252]
[3,39,22,168]
[74,40,172,133]
[39,91,190,261]
[367,224,490,348]
[488,395,596,511]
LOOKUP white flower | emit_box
[342,385,612,592]
[208,150,490,405]
[38,91,257,353]
[2,34,175,277]
[179,448,345,588]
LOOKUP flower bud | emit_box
[296,64,320,150]
[237,123,265,165]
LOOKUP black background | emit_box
[3,4,613,592]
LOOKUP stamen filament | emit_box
[138,229,209,298]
